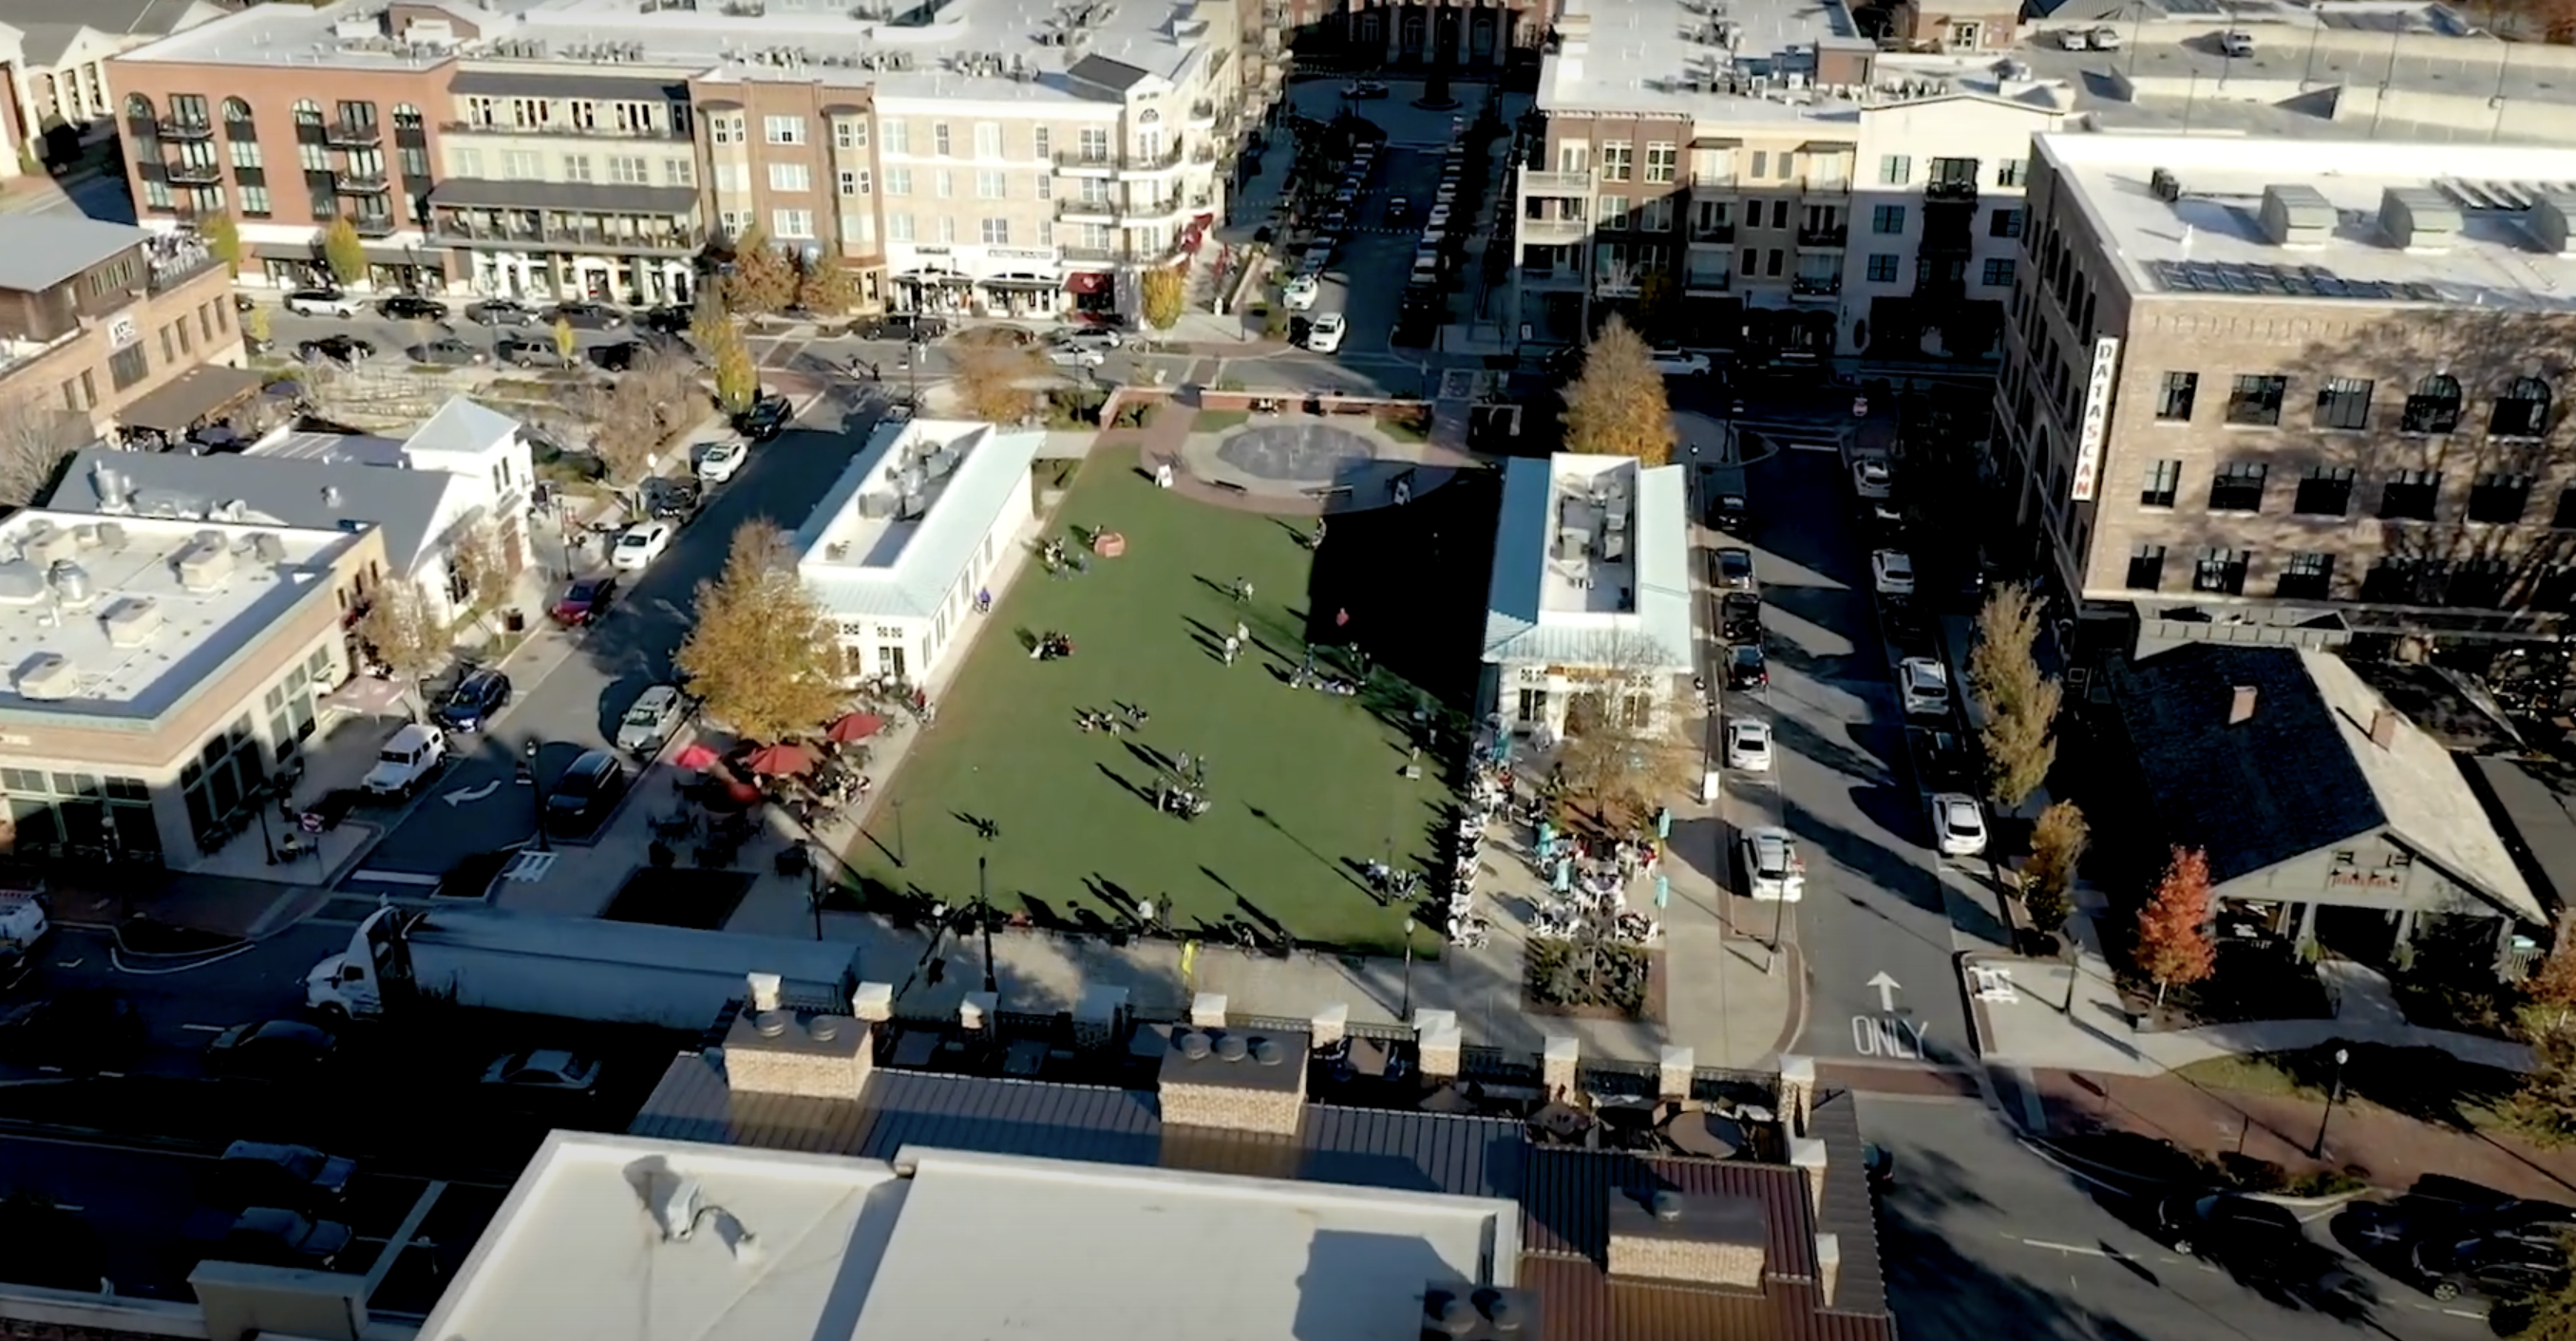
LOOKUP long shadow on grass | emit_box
[1094,762,1156,807]
[1299,471,1500,710]
[1249,803,1375,896]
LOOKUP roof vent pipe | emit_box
[2229,685,2258,725]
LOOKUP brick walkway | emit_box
[2030,1067,2576,1199]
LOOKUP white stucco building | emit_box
[794,418,1038,689]
[1480,454,1696,739]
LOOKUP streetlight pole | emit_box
[975,852,998,993]
[521,737,551,852]
[2309,1047,2350,1158]
[805,840,824,941]
[1401,916,1415,1019]
[893,797,907,867]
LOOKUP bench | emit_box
[1207,479,1248,494]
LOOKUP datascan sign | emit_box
[2069,335,2121,502]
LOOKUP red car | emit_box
[550,575,617,626]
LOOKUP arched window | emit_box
[2401,373,2462,434]
[292,99,323,127]
[124,93,154,122]
[2492,376,2553,439]
[392,103,423,130]
[223,97,253,124]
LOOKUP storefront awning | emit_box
[252,241,318,262]
[982,274,1059,290]
[427,178,699,217]
[1063,272,1110,295]
[116,365,265,433]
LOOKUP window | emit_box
[974,123,1001,158]
[1997,158,2027,188]
[1990,206,2023,238]
[2363,556,2441,604]
[2470,472,2533,524]
[2156,372,2198,421]
[834,118,864,150]
[2313,376,2374,430]
[841,212,876,245]
[980,217,1009,245]
[1980,258,2016,288]
[1767,249,1785,276]
[936,216,956,243]
[2451,558,2511,608]
[1640,197,1674,232]
[1597,196,1630,231]
[840,168,871,196]
[2401,373,2463,433]
[1879,154,1910,184]
[1600,142,1632,181]
[975,169,1005,199]
[230,138,261,170]
[764,115,806,145]
[768,162,810,192]
[885,168,912,196]
[1871,204,1906,235]
[2226,374,2287,426]
[1557,142,1589,174]
[2140,459,2181,508]
[932,123,952,156]
[1770,199,1789,229]
[2556,487,2576,530]
[1644,142,1676,183]
[1032,126,1049,159]
[2193,547,2250,595]
[666,158,693,187]
[2126,544,2168,591]
[882,120,909,154]
[504,151,540,180]
[1750,150,1768,178]
[2379,469,2441,520]
[771,208,814,238]
[2277,553,2333,600]
[1866,254,1899,283]
[2294,465,2356,517]
[2492,376,2553,438]
[710,113,744,144]
[1035,173,1051,200]
[2207,462,2268,512]
[240,183,271,217]
[934,170,953,198]
[108,344,149,390]
[888,213,914,242]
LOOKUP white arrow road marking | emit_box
[445,779,502,806]
[1867,971,1901,1012]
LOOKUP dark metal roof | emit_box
[2465,757,2576,921]
[427,177,699,217]
[627,1051,877,1154]
[447,70,686,103]
[1522,1148,1817,1280]
[1067,53,1149,92]
[850,1070,1163,1166]
[111,365,265,433]
[1802,1092,1887,1316]
[1518,1257,1898,1341]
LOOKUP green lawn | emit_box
[2175,1043,2520,1133]
[840,450,1498,955]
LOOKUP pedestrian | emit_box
[1223,635,1241,665]
[1233,619,1248,645]
[1234,576,1252,603]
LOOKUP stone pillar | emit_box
[1778,1053,1816,1135]
[1190,992,1229,1028]
[1789,1136,1828,1218]
[1073,984,1128,1050]
[960,990,998,1034]
[1657,1044,1695,1102]
[1815,1233,1843,1306]
[1389,2,1406,63]
[1311,1002,1350,1048]
[1456,4,1474,66]
[1420,1021,1464,1079]
[851,981,896,1022]
[1411,1008,1457,1035]
[1543,1034,1580,1099]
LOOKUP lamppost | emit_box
[519,737,551,852]
[975,852,998,993]
[1401,916,1416,1018]
[804,840,824,941]
[906,338,927,408]
[892,796,907,867]
[254,775,282,865]
[2309,1046,2351,1158]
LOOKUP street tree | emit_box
[1548,636,1697,825]
[709,322,759,414]
[719,225,798,317]
[200,213,243,277]
[2020,800,2089,940]
[690,291,732,350]
[1970,582,2062,807]
[1562,315,1676,467]
[2134,846,2217,1007]
[1980,678,2060,809]
[241,304,271,347]
[0,398,82,506]
[1969,583,2047,716]
[355,579,450,715]
[320,217,367,289]
[675,521,847,745]
[955,346,1045,424]
[2526,931,2576,1034]
[2496,1233,2576,1338]
[552,315,578,364]
[797,255,862,316]
[1140,265,1187,331]
[445,518,516,628]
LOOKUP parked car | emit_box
[1898,656,1951,717]
[284,289,360,318]
[549,575,617,627]
[1739,827,1805,901]
[414,336,487,367]
[2219,28,2256,55]
[483,1048,602,1093]
[1709,492,1750,532]
[379,294,449,322]
[1052,327,1122,353]
[734,393,793,443]
[1909,727,1971,789]
[1851,456,1893,501]
[181,1207,354,1271]
[211,1142,357,1212]
[467,297,537,326]
[2157,1192,2303,1258]
[695,441,748,483]
[1046,344,1108,368]
[545,301,626,330]
[1726,718,1773,772]
[1387,194,1411,222]
[1305,312,1349,353]
[0,989,143,1070]
[1281,275,1321,311]
[361,723,447,798]
[1872,548,1918,597]
[433,669,513,733]
[543,749,632,836]
[1720,593,1763,644]
[638,304,692,334]
[1929,793,1988,857]
[496,334,564,368]
[611,520,674,572]
[639,476,700,521]
[1715,546,1757,593]
[1341,79,1390,98]
[588,339,644,372]
[616,685,689,757]
[854,312,948,342]
[1649,349,1712,376]
[2411,1234,2571,1303]
[1727,642,1770,690]
[204,1019,338,1080]
[296,335,374,365]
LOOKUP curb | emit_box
[2024,1135,2381,1209]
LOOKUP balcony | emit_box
[431,217,698,254]
[1185,101,1219,129]
[1057,198,1124,225]
[1797,177,1851,197]
[1517,265,1586,291]
[1520,169,1590,198]
[1053,143,1184,176]
[147,248,223,296]
[1521,213,1589,244]
[334,173,392,195]
[1925,179,1979,201]
[1797,224,1847,249]
[1685,270,1732,293]
[350,215,400,238]
[325,122,381,148]
[1688,171,1736,191]
[1791,274,1842,299]
[155,119,214,141]
[434,119,689,142]
[1689,223,1736,245]
[164,161,223,186]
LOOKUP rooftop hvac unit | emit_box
[46,561,91,610]
[12,652,76,701]
[96,521,128,551]
[20,523,76,569]
[250,533,288,565]
[178,538,235,592]
[102,596,161,649]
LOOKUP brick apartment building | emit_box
[1996,133,2576,651]
[0,215,246,444]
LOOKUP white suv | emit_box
[1872,548,1917,597]
[1649,349,1713,377]
[284,288,361,318]
[1898,657,1951,718]
[1740,827,1805,902]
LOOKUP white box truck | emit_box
[305,905,859,1028]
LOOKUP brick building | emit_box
[0,215,245,443]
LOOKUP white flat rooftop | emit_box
[796,418,1039,620]
[128,0,1213,106]
[1485,455,1695,672]
[0,511,357,722]
[422,1137,1516,1341]
[2039,133,2576,310]
[1541,0,1862,117]
[1542,459,1639,617]
[248,430,407,467]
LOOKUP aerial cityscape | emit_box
[0,0,2572,1335]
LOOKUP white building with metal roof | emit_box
[1481,454,1696,740]
[794,417,1039,689]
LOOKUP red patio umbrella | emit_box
[824,711,887,744]
[743,741,820,777]
[674,742,720,772]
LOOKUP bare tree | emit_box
[355,579,451,716]
[445,518,517,630]
[1548,633,1698,824]
[0,401,83,507]
[955,346,1046,424]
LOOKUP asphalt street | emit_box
[1862,1093,2491,1341]
[9,922,354,1075]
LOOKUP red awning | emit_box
[1063,271,1110,295]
